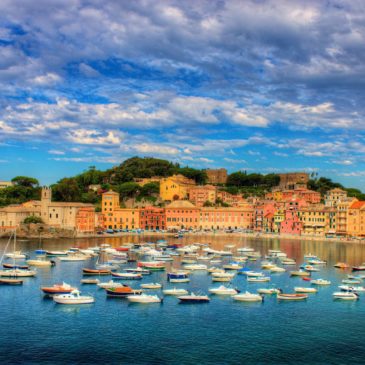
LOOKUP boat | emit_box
[247,277,270,283]
[211,272,235,279]
[45,250,68,257]
[237,247,254,253]
[290,270,310,277]
[342,279,361,285]
[257,288,281,295]
[26,258,55,267]
[339,285,365,292]
[303,265,320,272]
[232,256,247,263]
[3,263,29,270]
[58,255,89,262]
[352,265,365,271]
[308,259,327,265]
[81,278,100,284]
[222,263,242,270]
[163,288,189,295]
[178,292,210,303]
[41,282,76,295]
[207,267,224,273]
[0,268,36,277]
[106,286,143,297]
[208,285,239,295]
[304,253,317,259]
[277,293,308,301]
[127,293,162,303]
[294,287,317,293]
[270,266,286,273]
[183,264,207,271]
[334,262,350,269]
[232,291,263,302]
[245,271,264,277]
[125,267,151,275]
[169,277,190,283]
[138,261,166,271]
[111,272,142,280]
[53,290,94,304]
[261,262,276,269]
[97,280,128,289]
[281,259,296,265]
[333,292,359,300]
[311,279,331,285]
[0,278,23,285]
[82,268,111,275]
[5,251,27,259]
[140,283,162,289]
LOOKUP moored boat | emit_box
[178,292,210,303]
[339,285,365,292]
[247,277,270,283]
[163,288,188,295]
[3,263,29,270]
[82,268,111,275]
[334,262,349,269]
[257,288,281,295]
[106,286,143,297]
[333,291,359,300]
[111,272,142,280]
[232,291,263,302]
[53,290,94,304]
[277,293,308,301]
[311,279,331,285]
[81,278,100,284]
[209,285,238,295]
[127,293,162,303]
[140,283,162,289]
[0,278,23,285]
[290,270,310,277]
[352,265,365,271]
[294,287,317,293]
[0,269,36,277]
[26,258,55,267]
[41,282,76,295]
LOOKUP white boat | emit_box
[207,267,224,274]
[257,288,281,295]
[277,293,308,301]
[211,272,235,278]
[58,255,89,262]
[237,247,254,253]
[245,271,264,277]
[333,292,359,300]
[270,266,286,273]
[53,290,94,304]
[294,287,317,293]
[223,263,243,270]
[81,278,100,284]
[308,259,327,265]
[0,268,36,277]
[140,283,162,289]
[339,285,365,292]
[232,291,263,302]
[304,253,317,259]
[127,293,162,303]
[342,279,361,285]
[125,267,151,275]
[303,265,320,272]
[163,288,188,295]
[111,272,142,280]
[97,280,128,289]
[261,261,276,269]
[280,259,296,265]
[208,285,238,295]
[5,251,27,259]
[183,264,207,271]
[232,256,247,262]
[178,292,210,303]
[290,270,310,277]
[311,279,331,285]
[169,278,190,283]
[26,258,54,267]
[247,277,270,283]
[197,256,211,261]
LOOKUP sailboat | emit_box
[27,234,55,267]
[0,230,36,278]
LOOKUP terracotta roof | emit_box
[350,201,365,209]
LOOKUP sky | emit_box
[1,0,365,188]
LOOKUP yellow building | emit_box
[102,190,139,230]
[325,188,348,207]
[336,198,357,235]
[188,185,216,207]
[160,174,196,201]
[298,205,337,237]
[347,201,365,237]
[274,209,285,233]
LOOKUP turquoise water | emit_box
[1,235,365,364]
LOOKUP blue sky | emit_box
[1,0,365,188]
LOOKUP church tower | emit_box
[41,186,52,223]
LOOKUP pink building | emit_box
[280,208,302,235]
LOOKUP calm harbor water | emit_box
[1,234,365,365]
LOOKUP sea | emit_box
[1,234,365,365]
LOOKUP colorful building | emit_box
[165,200,200,230]
[325,188,348,207]
[347,201,365,237]
[160,174,196,201]
[139,207,166,231]
[280,207,302,235]
[205,168,228,185]
[278,172,309,190]
[188,185,216,207]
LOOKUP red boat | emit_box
[116,247,129,252]
[3,263,29,270]
[41,282,76,295]
[106,286,143,297]
[82,268,111,275]
[302,277,312,281]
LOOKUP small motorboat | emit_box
[178,292,210,303]
[232,291,263,302]
[333,291,359,300]
[209,285,239,295]
[334,262,349,269]
[125,267,151,275]
[304,253,317,259]
[0,278,23,285]
[111,272,142,280]
[97,280,128,289]
[26,258,55,267]
[277,293,308,301]
[303,265,320,272]
[237,247,254,253]
[245,271,264,277]
[183,264,207,271]
[339,285,365,292]
[290,270,310,277]
[169,278,190,283]
[53,290,94,304]
[163,288,189,296]
[294,287,317,293]
[270,266,286,273]
[127,294,162,303]
[261,262,276,270]
[232,256,247,263]
[352,265,365,272]
[247,277,270,283]
[81,278,100,284]
[41,282,76,295]
[342,279,361,285]
[311,279,331,285]
[46,250,68,257]
[0,269,36,277]
[82,268,111,275]
[257,288,281,295]
[58,255,89,262]
[308,259,327,265]
[207,267,224,274]
[222,263,243,270]
[138,261,166,271]
[280,259,296,265]
[3,263,29,270]
[140,283,162,289]
[106,286,143,297]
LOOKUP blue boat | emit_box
[35,249,46,255]
[167,272,189,280]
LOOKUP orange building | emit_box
[281,188,321,204]
[139,207,166,231]
[188,185,216,207]
[165,200,200,230]
[347,201,365,237]
[76,207,96,233]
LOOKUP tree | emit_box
[23,216,43,224]
[51,178,82,202]
[177,167,207,184]
[116,182,140,199]
[12,176,39,188]
[203,200,214,207]
[140,182,160,197]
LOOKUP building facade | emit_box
[160,175,196,201]
[139,207,166,231]
[165,200,200,230]
[188,185,217,207]
[205,168,228,185]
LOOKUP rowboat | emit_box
[82,268,111,275]
[294,287,317,293]
[0,278,23,285]
[277,293,308,301]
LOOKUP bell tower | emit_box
[41,186,52,223]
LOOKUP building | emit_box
[139,207,166,231]
[188,185,216,207]
[325,188,348,207]
[336,198,357,236]
[280,208,302,235]
[280,188,321,204]
[205,168,228,185]
[160,174,196,201]
[0,181,13,189]
[165,200,200,230]
[216,190,245,207]
[0,187,96,234]
[347,201,365,237]
[199,206,254,231]
[102,190,139,230]
[278,173,309,190]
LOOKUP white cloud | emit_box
[67,129,124,145]
[48,150,65,155]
